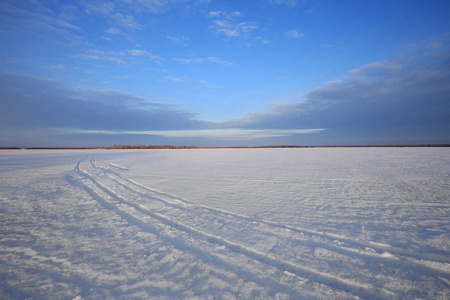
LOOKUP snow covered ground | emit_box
[0,148,449,299]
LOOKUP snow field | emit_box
[0,148,449,299]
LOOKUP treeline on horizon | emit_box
[1,144,449,150]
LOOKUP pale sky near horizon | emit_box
[1,0,449,147]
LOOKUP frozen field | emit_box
[0,148,449,299]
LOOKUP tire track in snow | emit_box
[106,172,450,281]
[109,162,129,171]
[73,160,317,298]
[78,157,400,300]
[94,157,450,267]
[97,168,450,285]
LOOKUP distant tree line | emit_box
[1,144,448,150]
[111,144,197,149]
[109,144,450,149]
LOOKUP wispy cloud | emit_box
[349,60,402,75]
[0,72,325,145]
[105,27,122,35]
[322,44,343,50]
[40,14,82,31]
[196,79,223,88]
[72,128,324,140]
[81,0,169,16]
[128,49,149,56]
[128,49,163,61]
[165,75,184,82]
[172,56,235,66]
[81,1,115,16]
[0,1,84,45]
[208,11,258,39]
[225,35,450,144]
[259,38,270,45]
[81,0,208,21]
[208,11,242,18]
[74,49,127,64]
[167,35,189,45]
[284,29,304,39]
[0,73,206,132]
[111,13,143,29]
[130,0,169,14]
[270,0,298,7]
[211,20,258,38]
[75,48,164,65]
[79,0,177,31]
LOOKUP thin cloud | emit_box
[208,11,242,18]
[259,38,270,45]
[0,73,324,146]
[128,49,149,56]
[82,0,209,17]
[165,75,184,82]
[226,35,450,144]
[73,128,325,140]
[41,14,82,31]
[81,0,166,15]
[0,73,207,132]
[111,13,143,29]
[172,56,235,66]
[74,49,127,64]
[75,54,126,65]
[131,0,168,14]
[126,49,164,62]
[322,44,343,50]
[284,29,304,39]
[270,0,298,7]
[0,1,85,46]
[106,27,122,35]
[208,11,258,39]
[196,79,223,88]
[167,35,189,44]
[81,1,115,15]
[208,11,223,18]
[211,20,258,38]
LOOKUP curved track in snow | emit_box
[71,155,450,299]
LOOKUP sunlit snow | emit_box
[0,148,449,299]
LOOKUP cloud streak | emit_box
[0,73,208,132]
[1,32,449,146]
[172,56,235,66]
[0,72,324,146]
[72,128,325,140]
[208,10,258,39]
[0,0,85,47]
[284,29,304,39]
[226,35,450,144]
[74,49,127,64]
[270,0,298,7]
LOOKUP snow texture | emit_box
[0,148,449,299]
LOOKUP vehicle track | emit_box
[74,156,450,298]
[91,157,450,266]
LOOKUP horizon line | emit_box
[1,144,449,150]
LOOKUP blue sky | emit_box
[1,0,449,147]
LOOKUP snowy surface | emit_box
[0,148,449,299]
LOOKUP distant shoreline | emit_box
[1,144,449,150]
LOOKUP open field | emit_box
[0,148,449,299]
